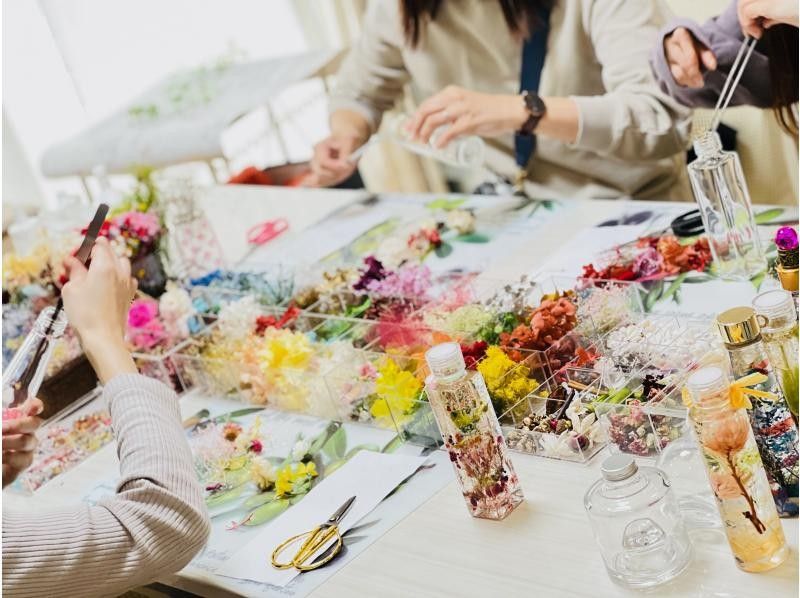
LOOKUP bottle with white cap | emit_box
[424,342,523,520]
[685,366,788,572]
[583,453,692,588]
[752,289,799,419]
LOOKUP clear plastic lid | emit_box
[752,289,796,327]
[425,342,466,380]
[686,366,727,394]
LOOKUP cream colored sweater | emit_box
[2,374,210,598]
[331,0,693,201]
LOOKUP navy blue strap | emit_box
[514,7,551,170]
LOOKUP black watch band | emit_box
[519,90,546,136]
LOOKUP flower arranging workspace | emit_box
[3,185,798,598]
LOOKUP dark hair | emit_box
[400,0,551,48]
[763,25,798,137]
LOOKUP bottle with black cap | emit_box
[584,453,691,588]
[716,306,798,518]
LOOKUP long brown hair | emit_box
[764,25,798,137]
[400,0,552,48]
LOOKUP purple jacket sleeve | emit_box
[650,1,773,108]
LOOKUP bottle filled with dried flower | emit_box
[425,342,524,520]
[685,366,788,572]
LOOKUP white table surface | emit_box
[4,188,798,598]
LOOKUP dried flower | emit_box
[275,462,318,497]
[251,457,277,491]
[445,209,476,235]
[223,422,243,442]
[701,414,749,454]
[477,346,539,412]
[371,358,422,421]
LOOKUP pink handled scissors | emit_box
[247,218,289,246]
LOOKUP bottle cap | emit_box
[686,366,727,394]
[752,289,796,327]
[716,306,761,346]
[692,130,723,160]
[425,342,466,380]
[601,454,638,482]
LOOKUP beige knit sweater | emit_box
[2,374,210,597]
[331,0,693,201]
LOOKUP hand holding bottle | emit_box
[2,398,43,488]
[61,238,138,384]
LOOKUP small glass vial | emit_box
[2,307,68,412]
[425,342,523,520]
[687,131,764,280]
[686,366,788,572]
[384,114,486,169]
[584,454,692,588]
[752,289,799,419]
[717,307,799,517]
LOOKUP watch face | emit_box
[525,92,545,116]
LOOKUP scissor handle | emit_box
[270,524,343,572]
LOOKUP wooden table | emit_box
[5,188,798,598]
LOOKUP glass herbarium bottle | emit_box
[752,290,799,420]
[717,307,799,517]
[425,342,524,519]
[687,131,764,280]
[2,307,68,412]
[685,366,788,572]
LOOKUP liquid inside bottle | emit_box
[687,131,764,280]
[384,114,486,169]
[425,342,523,520]
[584,454,692,588]
[2,307,68,411]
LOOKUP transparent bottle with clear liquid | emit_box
[687,131,764,280]
[2,307,68,415]
[584,454,692,589]
[383,114,485,169]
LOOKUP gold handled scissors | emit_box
[271,496,356,572]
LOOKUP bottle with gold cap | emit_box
[716,306,798,517]
[684,366,787,572]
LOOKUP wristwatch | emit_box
[519,90,546,136]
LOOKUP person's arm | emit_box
[650,1,773,108]
[2,240,210,597]
[310,1,409,186]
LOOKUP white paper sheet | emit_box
[217,450,429,587]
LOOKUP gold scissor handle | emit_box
[271,524,344,572]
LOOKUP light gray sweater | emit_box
[2,374,210,597]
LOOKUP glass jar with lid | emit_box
[584,453,692,588]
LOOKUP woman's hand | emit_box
[738,0,799,38]
[61,238,138,384]
[406,86,528,149]
[308,135,360,187]
[2,398,43,488]
[663,27,718,88]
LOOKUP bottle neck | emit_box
[693,131,724,161]
[32,306,68,339]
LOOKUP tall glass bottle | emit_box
[425,342,523,520]
[584,454,692,588]
[687,131,764,280]
[752,289,799,419]
[685,366,788,572]
[2,307,68,412]
[717,307,799,517]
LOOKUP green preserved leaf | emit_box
[323,426,347,460]
[453,233,490,243]
[661,272,688,303]
[434,242,453,258]
[206,483,248,509]
[244,499,291,526]
[243,491,276,510]
[754,207,784,224]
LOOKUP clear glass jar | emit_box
[584,453,692,588]
[686,366,788,572]
[687,131,764,280]
[384,114,485,169]
[717,307,799,517]
[425,342,523,520]
[753,289,799,418]
[2,307,68,410]
[656,434,721,529]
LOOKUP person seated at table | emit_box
[2,238,210,598]
[310,0,693,201]
[651,0,798,135]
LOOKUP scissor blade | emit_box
[75,203,110,264]
[328,496,356,525]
